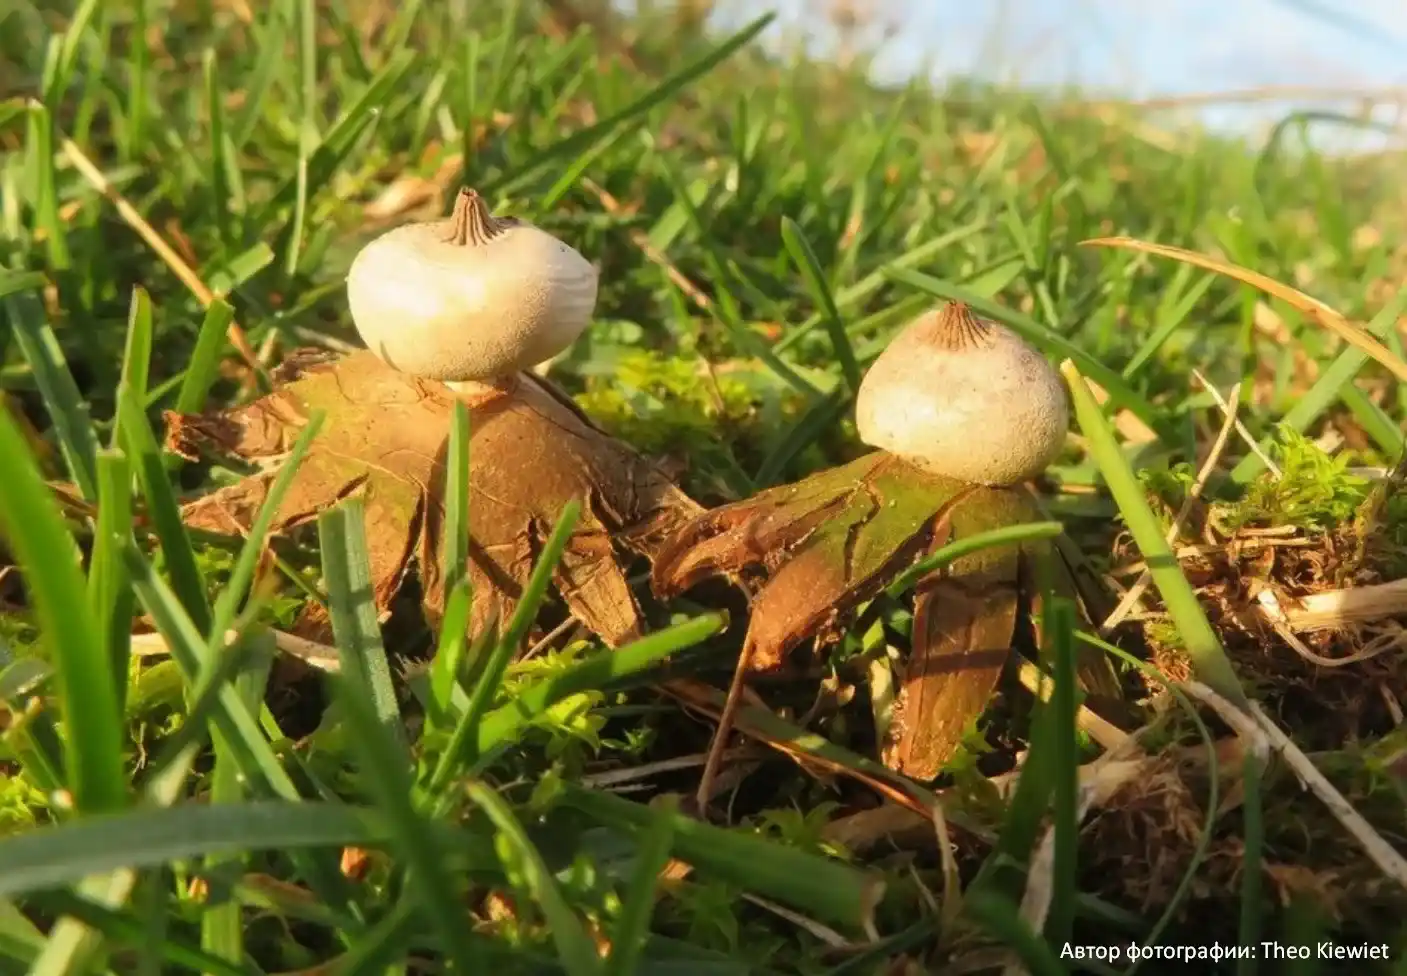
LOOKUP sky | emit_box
[687,0,1407,149]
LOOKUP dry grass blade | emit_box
[129,628,340,671]
[54,125,263,377]
[1182,681,1407,890]
[1101,377,1242,634]
[1082,237,1407,383]
[1191,368,1280,477]
[1255,590,1397,668]
[738,893,856,949]
[1278,579,1407,633]
[1077,84,1407,112]
[1014,660,1128,752]
[930,798,962,931]
[1009,750,1151,975]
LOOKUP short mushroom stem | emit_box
[444,373,521,407]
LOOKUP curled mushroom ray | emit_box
[170,350,703,650]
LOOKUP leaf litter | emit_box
[166,349,704,648]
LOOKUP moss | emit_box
[1226,427,1372,532]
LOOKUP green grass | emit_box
[3,1,1407,973]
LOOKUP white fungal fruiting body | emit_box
[346,188,598,383]
[854,302,1069,486]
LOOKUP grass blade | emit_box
[964,889,1064,976]
[887,521,1064,598]
[206,410,326,640]
[173,298,235,416]
[228,2,289,150]
[122,544,301,801]
[25,101,69,271]
[1082,236,1407,383]
[0,270,47,301]
[86,449,134,716]
[3,290,100,498]
[319,497,406,757]
[492,14,775,196]
[472,613,725,760]
[428,579,473,732]
[332,654,480,970]
[603,795,676,976]
[23,890,248,976]
[1230,285,1407,484]
[0,406,126,814]
[111,288,154,450]
[466,781,601,976]
[201,48,231,247]
[115,384,212,632]
[0,803,392,897]
[1061,358,1246,705]
[42,0,100,108]
[201,633,270,969]
[1041,596,1079,944]
[773,221,988,354]
[779,217,860,395]
[141,630,268,786]
[257,51,414,236]
[442,399,470,593]
[563,785,883,932]
[431,499,581,783]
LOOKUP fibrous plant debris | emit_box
[167,349,703,647]
[1127,443,1407,749]
[651,450,1126,793]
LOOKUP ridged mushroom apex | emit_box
[345,187,599,384]
[854,301,1070,486]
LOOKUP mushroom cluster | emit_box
[165,185,1126,818]
[652,300,1125,810]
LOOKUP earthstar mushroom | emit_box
[164,185,706,655]
[345,186,599,403]
[651,300,1125,813]
[854,302,1070,486]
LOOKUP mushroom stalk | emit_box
[444,374,521,406]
